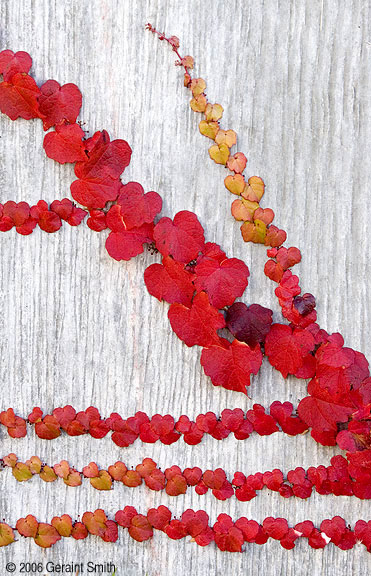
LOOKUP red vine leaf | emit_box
[105,222,154,261]
[43,123,86,164]
[298,393,354,433]
[226,302,273,347]
[0,73,40,120]
[201,339,262,394]
[71,130,132,209]
[194,252,249,308]
[51,515,73,537]
[144,256,195,306]
[154,211,205,263]
[16,515,38,538]
[116,182,162,228]
[168,291,225,347]
[0,50,32,81]
[128,515,153,542]
[265,324,315,378]
[38,79,82,130]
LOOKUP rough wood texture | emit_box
[0,1,370,574]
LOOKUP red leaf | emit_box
[194,254,249,308]
[147,506,171,531]
[213,515,244,552]
[50,199,87,226]
[226,302,273,347]
[154,211,205,263]
[265,324,315,378]
[144,256,195,306]
[168,291,225,347]
[0,73,40,120]
[275,247,301,270]
[71,130,132,209]
[117,182,162,228]
[298,394,354,432]
[129,515,153,542]
[52,405,76,429]
[105,223,154,261]
[115,507,138,528]
[16,515,38,538]
[43,123,86,164]
[71,522,88,540]
[165,519,188,540]
[0,50,32,81]
[201,339,262,394]
[35,415,61,439]
[38,79,82,130]
[181,509,209,537]
[87,209,107,231]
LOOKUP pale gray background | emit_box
[0,1,370,575]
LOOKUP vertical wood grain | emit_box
[0,1,370,575]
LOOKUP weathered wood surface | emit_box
[0,1,370,574]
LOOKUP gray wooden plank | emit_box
[0,0,370,574]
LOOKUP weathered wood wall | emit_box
[0,1,370,574]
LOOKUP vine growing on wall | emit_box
[0,39,370,552]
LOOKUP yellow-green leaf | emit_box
[90,470,113,491]
[224,174,245,196]
[12,463,33,482]
[190,78,206,97]
[215,129,237,148]
[204,103,223,121]
[199,120,219,140]
[208,143,230,165]
[190,94,207,112]
[0,523,15,547]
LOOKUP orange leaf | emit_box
[254,207,274,226]
[16,515,38,538]
[82,509,107,537]
[231,199,259,222]
[90,470,112,491]
[241,220,267,244]
[53,460,70,479]
[26,456,42,474]
[204,103,223,121]
[64,469,82,487]
[34,523,61,548]
[0,523,15,547]
[181,55,194,69]
[3,453,17,467]
[264,225,287,247]
[224,174,246,196]
[107,461,127,481]
[190,94,207,112]
[242,176,265,202]
[51,515,73,537]
[215,129,236,148]
[208,143,229,165]
[123,470,142,487]
[190,78,206,97]
[199,120,219,140]
[39,465,57,482]
[227,152,247,173]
